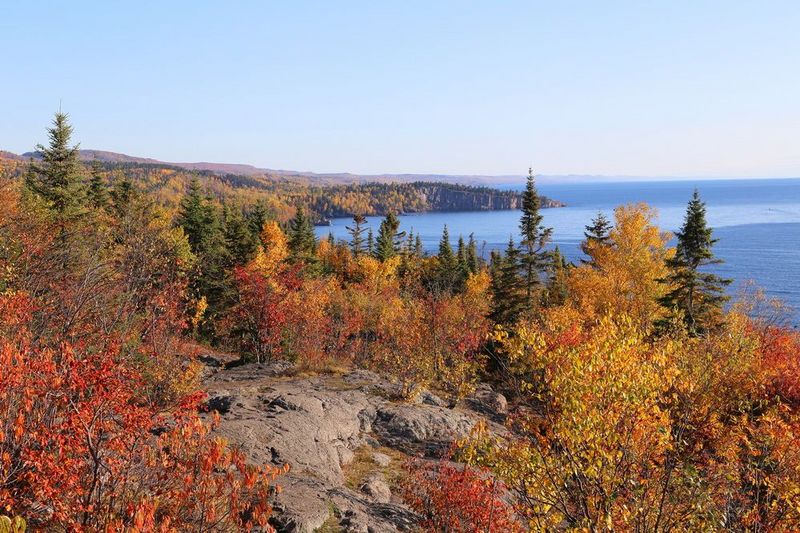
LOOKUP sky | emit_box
[2,1,799,178]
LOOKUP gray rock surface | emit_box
[203,362,501,532]
[467,383,508,419]
[360,473,392,503]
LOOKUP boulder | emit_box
[360,473,392,503]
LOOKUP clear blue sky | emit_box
[2,1,799,177]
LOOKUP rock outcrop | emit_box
[203,362,507,532]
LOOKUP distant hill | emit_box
[17,148,513,184]
[1,149,564,221]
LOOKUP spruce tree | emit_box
[405,230,415,258]
[456,235,467,270]
[545,246,570,306]
[581,211,612,263]
[287,206,317,262]
[438,225,456,268]
[176,179,212,252]
[466,233,480,274]
[247,199,270,237]
[109,173,136,218]
[374,212,404,261]
[176,179,231,334]
[367,228,375,256]
[518,168,553,305]
[660,190,731,334]
[223,204,258,267]
[25,112,85,218]
[87,162,109,210]
[414,234,424,257]
[346,214,368,257]
[489,237,526,326]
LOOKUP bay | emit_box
[317,178,800,322]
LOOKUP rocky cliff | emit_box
[413,182,564,212]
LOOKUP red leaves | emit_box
[0,292,282,531]
[757,325,800,407]
[402,460,523,533]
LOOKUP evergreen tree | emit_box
[518,168,553,305]
[438,225,456,268]
[247,199,270,237]
[660,190,731,334]
[109,174,136,219]
[327,232,335,247]
[223,204,258,267]
[456,235,467,270]
[374,212,404,261]
[87,162,109,210]
[367,228,375,256]
[489,237,526,326]
[287,206,317,262]
[466,233,480,274]
[346,214,368,257]
[544,246,570,306]
[24,112,85,218]
[414,234,424,257]
[405,230,415,258]
[581,211,612,263]
[432,225,461,293]
[176,179,213,252]
[177,179,232,335]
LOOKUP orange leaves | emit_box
[757,325,800,407]
[0,292,282,531]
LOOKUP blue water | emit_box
[317,178,800,321]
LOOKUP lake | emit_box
[317,178,800,322]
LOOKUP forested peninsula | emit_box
[0,151,563,223]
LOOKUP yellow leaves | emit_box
[568,203,674,330]
[0,515,26,533]
[255,221,289,273]
[190,295,207,330]
[474,310,681,529]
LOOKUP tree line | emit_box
[2,113,798,531]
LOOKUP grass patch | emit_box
[313,503,342,533]
[343,445,409,492]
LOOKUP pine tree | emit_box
[327,232,335,247]
[518,168,553,306]
[346,214,368,257]
[287,206,317,262]
[581,211,612,263]
[374,212,404,261]
[87,162,109,210]
[660,190,731,334]
[489,237,526,326]
[24,112,85,218]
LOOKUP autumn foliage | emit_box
[0,291,283,531]
[402,460,522,533]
